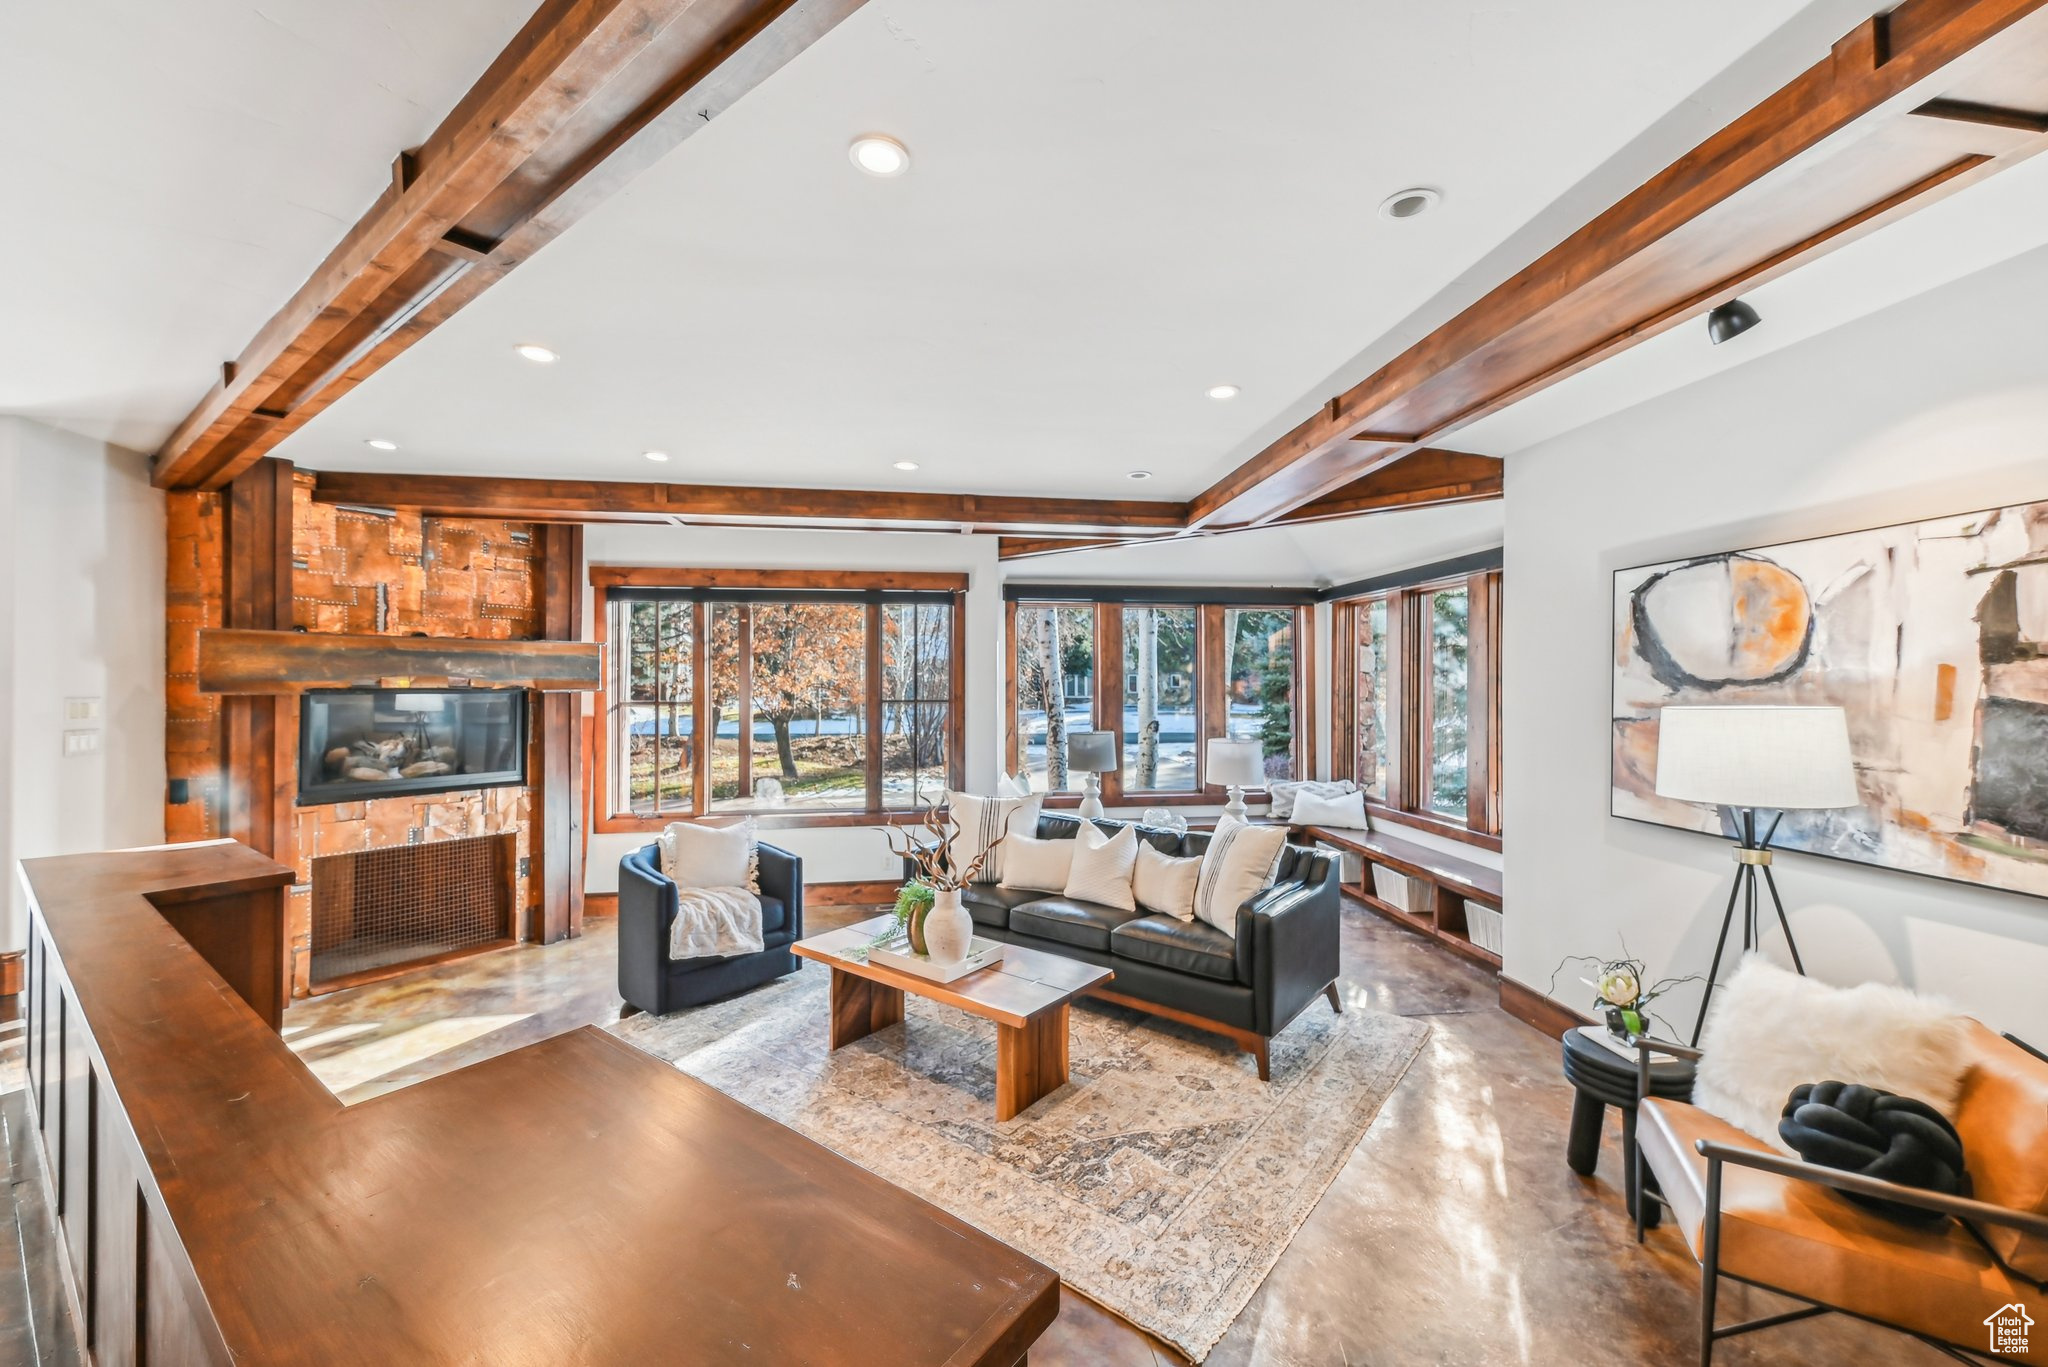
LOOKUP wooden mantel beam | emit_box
[309,470,1191,536]
[152,0,871,491]
[1188,0,2048,527]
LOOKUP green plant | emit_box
[894,880,935,926]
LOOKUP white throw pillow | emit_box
[995,771,1032,799]
[1267,778,1357,820]
[1191,816,1288,938]
[999,832,1076,895]
[1133,843,1202,921]
[660,819,756,890]
[1064,822,1139,912]
[1292,788,1368,830]
[1693,957,1973,1152]
[946,791,1042,884]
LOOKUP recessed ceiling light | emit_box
[893,460,921,471]
[1127,470,1153,480]
[364,438,398,451]
[1378,187,1440,220]
[1207,384,1240,401]
[643,450,670,463]
[850,135,912,178]
[514,343,559,364]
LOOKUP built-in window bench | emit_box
[1295,824,1504,971]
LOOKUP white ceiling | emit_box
[270,0,1856,500]
[0,0,538,452]
[1445,143,2048,457]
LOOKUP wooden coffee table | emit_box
[794,914,1113,1121]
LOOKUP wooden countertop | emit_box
[21,840,1057,1366]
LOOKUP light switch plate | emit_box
[62,730,100,757]
[65,697,102,723]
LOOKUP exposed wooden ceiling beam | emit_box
[1189,0,2048,528]
[152,0,871,491]
[1269,449,1502,526]
[308,471,1190,536]
[993,449,1502,559]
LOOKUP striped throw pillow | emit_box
[1191,816,1288,937]
[946,791,1042,885]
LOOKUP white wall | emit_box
[0,419,168,947]
[583,523,1003,889]
[1504,243,2048,1043]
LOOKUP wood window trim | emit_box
[592,569,967,833]
[1328,571,1502,839]
[1005,597,1308,803]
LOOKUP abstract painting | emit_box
[1612,498,2048,899]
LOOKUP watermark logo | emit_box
[1985,1303,2032,1355]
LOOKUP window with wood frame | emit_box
[1006,593,1312,806]
[594,569,965,829]
[1330,568,1502,842]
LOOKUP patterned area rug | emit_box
[608,965,1428,1362]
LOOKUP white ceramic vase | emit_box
[924,887,973,964]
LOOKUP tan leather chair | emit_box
[1633,1021,2048,1365]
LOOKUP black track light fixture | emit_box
[1707,298,1762,345]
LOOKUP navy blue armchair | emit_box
[617,841,804,1015]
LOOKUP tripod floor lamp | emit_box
[1652,705,1860,1045]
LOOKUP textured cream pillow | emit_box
[1064,822,1138,912]
[1191,817,1288,938]
[1694,957,1972,1151]
[1267,778,1357,820]
[1133,842,1202,921]
[999,832,1076,895]
[946,791,1042,884]
[1292,788,1368,830]
[660,819,755,890]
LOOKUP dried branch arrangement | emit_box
[884,803,1004,893]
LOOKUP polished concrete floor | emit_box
[2,901,1945,1365]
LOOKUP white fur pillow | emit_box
[1292,788,1367,830]
[999,832,1075,895]
[1693,957,1972,1151]
[1133,843,1201,920]
[660,819,756,890]
[1064,822,1138,912]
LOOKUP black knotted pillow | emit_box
[1778,1080,1971,1227]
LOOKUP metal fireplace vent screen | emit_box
[309,833,515,988]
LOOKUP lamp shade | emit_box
[1653,706,1859,810]
[1067,730,1117,774]
[1206,737,1266,788]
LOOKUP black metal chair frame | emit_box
[1628,1033,2048,1367]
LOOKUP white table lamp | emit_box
[1654,705,1859,1042]
[1067,730,1117,818]
[1206,738,1266,820]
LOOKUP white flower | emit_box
[1597,967,1641,1008]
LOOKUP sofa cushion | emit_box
[961,883,1040,930]
[1639,1097,2046,1362]
[755,896,786,938]
[1010,897,1143,952]
[1111,915,1238,983]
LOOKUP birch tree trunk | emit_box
[1041,609,1069,789]
[1135,608,1159,787]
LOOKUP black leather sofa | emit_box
[617,841,803,1014]
[907,814,1341,1079]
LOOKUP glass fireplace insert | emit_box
[298,687,527,805]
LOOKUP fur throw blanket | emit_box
[668,886,765,961]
